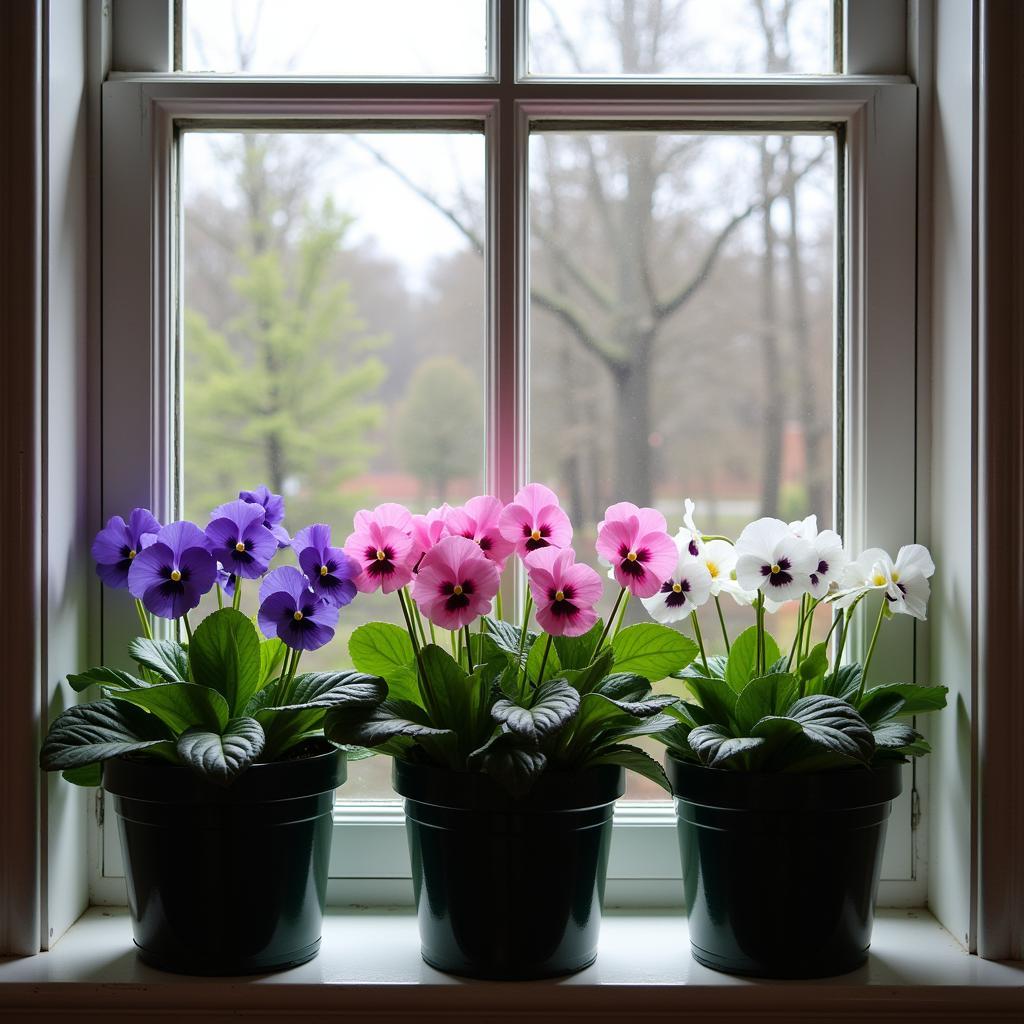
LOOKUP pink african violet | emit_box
[411,534,501,631]
[446,495,515,571]
[525,546,603,637]
[343,505,415,595]
[497,482,573,560]
[410,504,453,567]
[596,501,678,599]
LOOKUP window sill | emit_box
[1,908,1021,1022]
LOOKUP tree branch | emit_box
[530,287,627,372]
[532,223,614,311]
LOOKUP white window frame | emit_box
[89,0,921,910]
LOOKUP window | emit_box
[96,1,919,906]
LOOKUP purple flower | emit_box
[128,521,217,619]
[206,499,278,580]
[292,524,359,608]
[239,485,290,549]
[216,564,237,597]
[257,566,339,652]
[91,508,161,589]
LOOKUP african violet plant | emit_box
[648,503,947,771]
[40,487,383,786]
[325,485,701,796]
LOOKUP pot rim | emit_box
[665,752,903,810]
[103,742,346,804]
[392,758,625,812]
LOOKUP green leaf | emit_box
[349,621,416,677]
[605,693,679,718]
[786,695,874,765]
[482,617,536,665]
[725,626,781,692]
[176,717,265,785]
[674,655,728,681]
[823,663,862,699]
[324,698,458,766]
[688,724,765,768]
[68,666,150,693]
[872,720,921,749]
[858,683,948,719]
[585,743,670,792]
[683,673,738,728]
[588,672,653,702]
[552,619,604,670]
[797,642,829,692]
[258,637,287,689]
[612,623,699,681]
[109,682,229,734]
[468,731,547,798]
[40,699,173,771]
[558,648,615,696]
[258,671,387,711]
[599,711,681,744]
[127,637,190,681]
[734,672,799,734]
[188,608,261,717]
[492,678,579,743]
[61,763,103,787]
[526,636,561,685]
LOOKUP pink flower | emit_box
[410,504,453,567]
[526,547,603,637]
[343,505,415,595]
[411,535,501,631]
[497,483,573,559]
[595,502,678,598]
[446,495,515,571]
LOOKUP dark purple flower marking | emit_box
[760,556,794,588]
[293,523,358,609]
[206,499,277,580]
[128,520,217,619]
[258,566,339,652]
[91,508,161,589]
[660,577,692,608]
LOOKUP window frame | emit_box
[95,61,920,907]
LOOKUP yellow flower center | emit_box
[235,541,246,553]
[128,549,137,559]
[293,610,304,621]
[320,565,329,576]
[376,549,386,561]
[555,589,565,602]
[453,584,464,596]
[530,529,541,541]
[672,582,682,593]
[770,563,781,575]
[706,561,719,578]
[891,570,901,583]
[627,551,638,562]
[169,570,182,582]
[872,572,887,586]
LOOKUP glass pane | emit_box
[528,0,834,76]
[183,0,489,77]
[529,130,837,797]
[181,130,486,798]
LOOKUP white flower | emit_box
[788,514,848,600]
[734,517,817,604]
[640,535,713,624]
[831,543,935,620]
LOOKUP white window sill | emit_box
[1,909,1022,1021]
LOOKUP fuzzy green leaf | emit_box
[176,717,265,785]
[40,699,173,771]
[127,638,190,682]
[725,626,781,692]
[188,608,261,717]
[612,623,699,681]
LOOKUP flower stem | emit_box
[690,611,709,674]
[495,590,503,623]
[592,587,626,664]
[464,626,475,674]
[612,590,631,639]
[429,621,437,646]
[700,534,734,543]
[835,593,867,668]
[823,607,844,653]
[536,633,553,687]
[182,613,194,645]
[786,596,820,672]
[856,598,888,705]
[755,593,765,675]
[232,579,242,611]
[411,596,429,648]
[398,589,438,722]
[134,599,153,641]
[215,585,223,610]
[714,596,731,653]
[515,592,534,691]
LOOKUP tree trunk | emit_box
[612,355,653,507]
[758,140,784,519]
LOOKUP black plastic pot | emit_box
[394,760,624,980]
[667,754,902,978]
[103,745,345,975]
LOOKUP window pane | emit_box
[529,130,837,797]
[183,0,489,77]
[181,131,485,798]
[528,0,834,76]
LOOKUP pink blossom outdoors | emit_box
[343,504,415,595]
[411,535,501,631]
[525,547,603,637]
[596,502,678,599]
[498,483,573,559]
[446,495,515,571]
